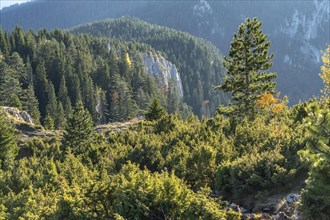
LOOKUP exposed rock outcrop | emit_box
[1,106,34,124]
[144,52,183,97]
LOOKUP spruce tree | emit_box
[23,85,41,124]
[215,17,276,119]
[167,80,180,114]
[62,102,95,155]
[0,110,18,170]
[58,75,72,114]
[145,99,166,121]
[46,81,58,122]
[43,114,55,130]
[55,102,66,129]
[35,61,48,117]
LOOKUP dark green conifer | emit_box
[23,85,41,124]
[43,114,54,130]
[215,17,276,119]
[62,102,95,155]
[145,99,166,121]
[0,110,18,170]
[35,61,48,117]
[58,75,72,114]
[55,102,66,129]
[46,81,58,122]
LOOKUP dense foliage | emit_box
[0,16,328,219]
[298,46,330,219]
[0,27,187,127]
[0,96,316,219]
[72,17,228,117]
[0,110,18,170]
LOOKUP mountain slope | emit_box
[1,0,328,103]
[72,17,227,116]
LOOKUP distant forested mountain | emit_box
[71,17,227,117]
[0,27,195,127]
[1,0,329,104]
[0,22,227,128]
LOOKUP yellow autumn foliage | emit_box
[124,52,132,68]
[256,93,285,114]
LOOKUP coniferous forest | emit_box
[0,5,329,220]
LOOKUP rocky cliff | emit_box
[144,52,183,98]
[1,106,34,125]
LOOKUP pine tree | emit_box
[62,102,95,155]
[145,99,166,121]
[108,51,121,121]
[0,110,18,170]
[0,62,23,109]
[55,102,66,129]
[0,29,9,57]
[43,114,54,130]
[215,17,276,119]
[22,85,40,124]
[58,75,72,114]
[35,61,48,117]
[3,31,11,56]
[46,81,58,122]
[7,52,27,86]
[167,80,180,114]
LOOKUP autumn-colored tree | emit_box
[256,93,286,114]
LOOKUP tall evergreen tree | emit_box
[167,80,180,114]
[55,102,66,129]
[0,62,23,109]
[46,81,58,122]
[215,17,276,119]
[58,75,72,114]
[22,85,41,124]
[35,61,48,117]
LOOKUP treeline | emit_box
[71,17,228,117]
[0,27,187,128]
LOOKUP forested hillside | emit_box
[0,27,194,127]
[0,3,329,219]
[1,0,329,104]
[72,17,227,117]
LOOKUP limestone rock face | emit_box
[1,106,34,124]
[144,52,183,98]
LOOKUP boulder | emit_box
[1,107,34,124]
[286,193,300,204]
[273,212,292,220]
